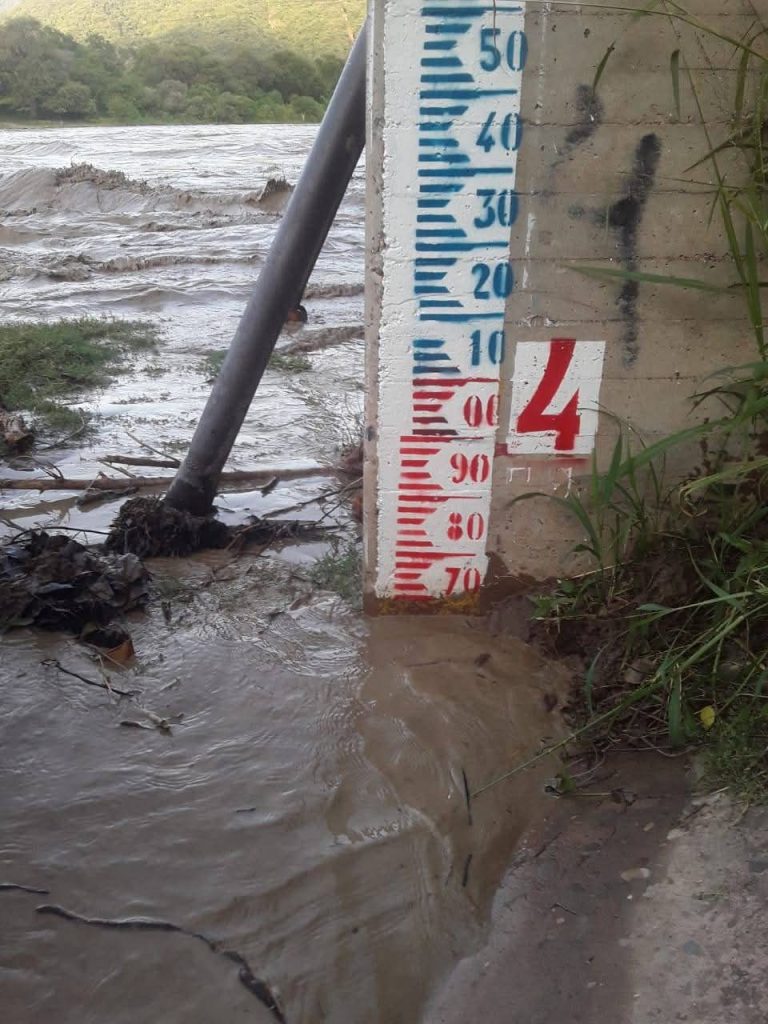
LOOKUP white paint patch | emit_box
[506,339,606,455]
[375,0,527,602]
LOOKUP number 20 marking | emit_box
[473,262,513,300]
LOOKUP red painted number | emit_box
[450,452,491,484]
[445,566,483,595]
[447,512,486,541]
[463,394,499,429]
[516,338,581,451]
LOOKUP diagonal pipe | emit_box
[165,25,367,514]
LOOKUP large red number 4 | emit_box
[516,339,580,451]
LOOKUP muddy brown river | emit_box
[0,126,567,1022]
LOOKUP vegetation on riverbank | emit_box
[197,347,311,382]
[310,540,363,607]
[513,7,768,802]
[0,17,343,125]
[3,0,364,60]
[0,318,157,439]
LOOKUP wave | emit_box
[0,164,294,220]
[0,249,263,283]
[303,282,364,300]
[281,325,364,356]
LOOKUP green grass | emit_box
[268,351,311,374]
[0,317,157,437]
[197,348,227,380]
[309,540,362,607]
[197,347,311,380]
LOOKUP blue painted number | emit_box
[470,330,506,366]
[474,189,518,229]
[477,111,523,153]
[479,28,528,72]
[472,263,514,300]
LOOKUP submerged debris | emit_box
[107,495,333,557]
[106,496,230,557]
[0,531,149,632]
[0,408,33,452]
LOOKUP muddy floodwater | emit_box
[0,123,366,537]
[0,126,567,1022]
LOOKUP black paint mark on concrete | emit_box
[546,85,604,192]
[548,86,606,193]
[608,134,662,367]
[565,85,604,149]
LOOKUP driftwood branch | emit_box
[123,430,180,466]
[43,659,137,698]
[1,466,331,494]
[103,455,180,469]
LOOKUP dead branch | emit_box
[43,659,137,698]
[103,455,180,469]
[1,466,331,494]
[124,429,180,466]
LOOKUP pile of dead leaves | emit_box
[0,531,150,633]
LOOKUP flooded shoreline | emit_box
[1,124,571,1022]
[0,124,365,543]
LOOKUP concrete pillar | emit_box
[364,0,758,611]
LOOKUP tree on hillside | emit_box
[0,16,347,124]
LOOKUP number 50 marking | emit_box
[479,27,528,72]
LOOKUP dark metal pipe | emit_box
[165,25,367,514]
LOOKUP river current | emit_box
[0,124,563,1023]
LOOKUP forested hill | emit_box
[2,0,365,59]
[0,17,353,124]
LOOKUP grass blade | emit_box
[670,49,681,120]
[667,674,684,747]
[569,264,725,292]
[593,43,616,92]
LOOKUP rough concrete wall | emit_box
[493,0,760,588]
[365,0,761,608]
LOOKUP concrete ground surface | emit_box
[425,755,768,1024]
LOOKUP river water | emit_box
[0,123,366,535]
[0,125,566,1023]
